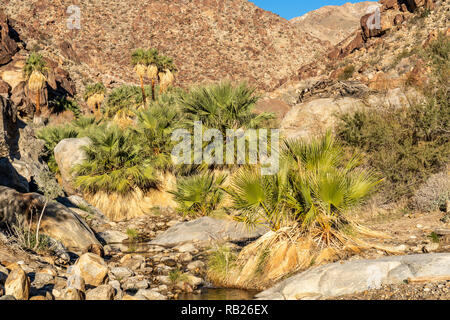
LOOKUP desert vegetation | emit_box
[31,32,449,292]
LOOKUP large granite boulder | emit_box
[256,253,450,300]
[150,216,269,247]
[54,137,91,193]
[0,186,100,252]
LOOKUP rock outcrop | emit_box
[150,216,269,247]
[0,186,101,251]
[0,9,18,66]
[256,253,450,300]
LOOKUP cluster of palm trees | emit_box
[22,48,176,119]
[131,48,177,107]
[83,82,106,117]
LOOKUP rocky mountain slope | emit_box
[291,1,377,46]
[0,0,329,92]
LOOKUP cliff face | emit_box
[291,1,377,46]
[0,0,330,92]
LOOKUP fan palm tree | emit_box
[23,52,49,117]
[170,173,227,217]
[83,83,106,116]
[156,54,177,94]
[226,133,381,245]
[178,81,273,134]
[146,48,159,101]
[73,125,159,194]
[131,49,149,107]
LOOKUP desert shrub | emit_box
[423,32,449,85]
[410,168,449,213]
[338,65,355,81]
[207,245,238,282]
[170,173,227,217]
[337,101,449,202]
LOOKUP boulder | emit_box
[0,79,10,97]
[281,97,366,140]
[54,137,91,193]
[0,9,19,66]
[135,289,167,300]
[150,216,269,247]
[4,266,30,300]
[86,284,115,300]
[0,96,19,159]
[60,288,84,300]
[0,186,100,251]
[0,157,28,192]
[256,253,450,300]
[74,253,108,287]
[97,230,128,244]
[110,267,134,279]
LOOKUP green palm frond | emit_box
[23,52,48,78]
[228,133,381,232]
[170,173,226,217]
[178,81,273,134]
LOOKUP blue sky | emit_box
[250,0,367,20]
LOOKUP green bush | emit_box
[337,95,449,202]
[49,96,81,118]
[338,65,355,81]
[103,85,151,118]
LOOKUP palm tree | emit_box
[178,81,273,134]
[23,52,49,117]
[146,48,159,101]
[83,83,106,116]
[226,133,381,246]
[170,173,227,217]
[73,125,159,194]
[156,54,177,94]
[131,49,149,107]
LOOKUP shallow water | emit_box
[178,288,260,300]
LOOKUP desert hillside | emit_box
[0,0,330,92]
[291,1,377,45]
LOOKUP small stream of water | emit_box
[178,288,260,300]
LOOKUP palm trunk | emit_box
[35,91,41,116]
[140,76,147,108]
[151,79,156,101]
